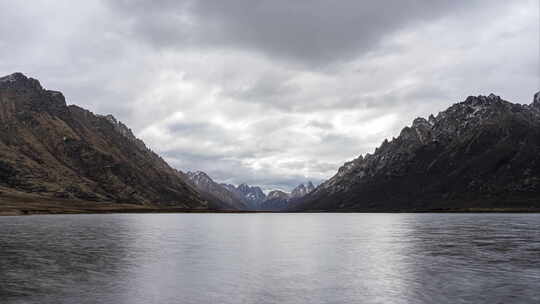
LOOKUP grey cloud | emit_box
[227,72,300,106]
[248,116,298,136]
[166,121,217,135]
[105,0,489,65]
[306,120,334,130]
[278,159,338,175]
[358,86,450,111]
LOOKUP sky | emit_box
[0,0,538,191]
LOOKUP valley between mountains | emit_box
[1,73,539,214]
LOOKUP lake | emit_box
[0,213,539,303]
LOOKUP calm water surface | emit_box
[0,213,539,304]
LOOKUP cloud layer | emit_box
[1,0,538,190]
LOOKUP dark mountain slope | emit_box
[259,182,315,211]
[295,93,540,211]
[259,190,290,211]
[186,171,248,210]
[234,183,266,209]
[0,73,206,209]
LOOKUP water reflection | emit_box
[0,213,539,304]
[400,214,540,303]
[0,215,137,303]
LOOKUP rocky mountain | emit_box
[218,182,267,210]
[235,183,266,209]
[209,181,317,210]
[0,73,207,210]
[291,182,315,198]
[260,190,290,210]
[220,183,246,200]
[260,182,315,211]
[186,171,248,210]
[294,93,540,211]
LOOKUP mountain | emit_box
[220,183,246,200]
[260,182,315,211]
[235,183,266,209]
[260,190,290,210]
[0,72,207,212]
[294,93,540,211]
[307,181,315,193]
[186,171,248,210]
[214,181,316,210]
[290,182,315,198]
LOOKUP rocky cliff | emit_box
[234,183,266,209]
[186,171,248,210]
[0,73,206,209]
[295,93,540,211]
[260,182,315,211]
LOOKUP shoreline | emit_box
[2,192,539,216]
[2,207,540,216]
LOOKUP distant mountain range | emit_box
[294,93,540,211]
[259,182,314,210]
[186,171,314,210]
[1,72,539,213]
[185,171,250,210]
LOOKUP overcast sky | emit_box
[0,0,538,191]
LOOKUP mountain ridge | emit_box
[185,171,249,210]
[0,72,206,210]
[260,182,315,210]
[294,93,540,211]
